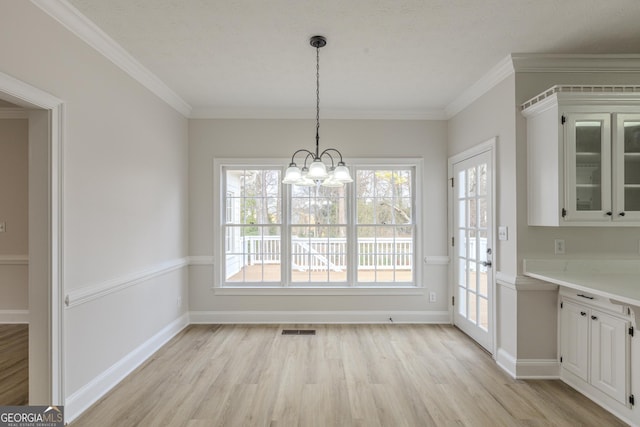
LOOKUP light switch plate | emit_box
[498,226,508,241]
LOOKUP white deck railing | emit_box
[244,236,412,271]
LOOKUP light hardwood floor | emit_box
[0,324,28,406]
[71,324,627,427]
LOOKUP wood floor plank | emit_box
[70,324,628,427]
[0,324,28,406]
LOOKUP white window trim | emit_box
[213,157,424,295]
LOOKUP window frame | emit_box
[213,157,424,295]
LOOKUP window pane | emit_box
[291,197,310,224]
[458,286,467,316]
[291,226,347,283]
[574,121,602,211]
[291,185,346,226]
[357,197,375,224]
[356,225,413,284]
[457,170,466,199]
[357,226,377,282]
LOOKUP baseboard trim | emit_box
[0,309,29,324]
[65,257,189,308]
[496,348,517,377]
[496,348,560,379]
[189,310,450,324]
[64,313,189,423]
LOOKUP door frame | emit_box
[0,70,65,405]
[447,137,497,356]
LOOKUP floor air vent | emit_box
[282,329,316,335]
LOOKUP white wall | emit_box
[0,1,189,413]
[447,75,522,359]
[189,119,449,318]
[448,75,518,278]
[0,118,29,317]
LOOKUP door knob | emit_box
[481,260,492,268]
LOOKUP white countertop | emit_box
[523,259,640,307]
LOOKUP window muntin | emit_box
[220,162,417,288]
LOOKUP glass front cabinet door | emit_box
[564,113,612,222]
[614,114,640,222]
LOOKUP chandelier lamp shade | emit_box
[282,36,353,187]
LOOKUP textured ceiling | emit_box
[67,0,640,117]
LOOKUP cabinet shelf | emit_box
[576,184,601,188]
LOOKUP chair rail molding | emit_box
[65,257,189,308]
[0,254,29,265]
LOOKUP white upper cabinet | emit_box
[522,86,640,226]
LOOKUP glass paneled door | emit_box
[452,149,493,352]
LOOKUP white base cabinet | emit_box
[559,288,633,415]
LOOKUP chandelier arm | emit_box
[303,152,315,168]
[318,149,336,168]
[289,149,315,165]
[319,148,344,164]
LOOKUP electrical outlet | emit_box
[554,239,565,255]
[0,222,5,233]
[429,291,436,303]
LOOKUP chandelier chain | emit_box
[315,44,320,157]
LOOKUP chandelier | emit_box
[282,36,353,187]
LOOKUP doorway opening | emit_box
[0,71,64,405]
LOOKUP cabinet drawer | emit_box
[560,288,625,315]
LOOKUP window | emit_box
[356,169,414,283]
[223,168,281,283]
[218,160,419,290]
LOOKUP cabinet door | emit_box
[564,113,612,222]
[613,114,640,222]
[560,300,589,381]
[590,310,629,404]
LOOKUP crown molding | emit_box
[0,70,63,108]
[30,0,192,117]
[511,53,640,73]
[445,54,515,118]
[190,107,447,120]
